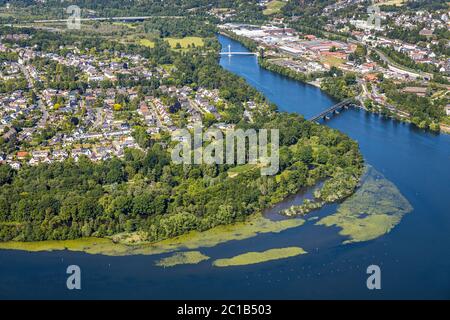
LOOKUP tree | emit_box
[0,165,14,185]
[132,126,153,149]
[297,145,313,164]
[70,117,79,126]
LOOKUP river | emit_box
[0,35,449,299]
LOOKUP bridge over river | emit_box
[308,98,356,122]
[219,45,257,56]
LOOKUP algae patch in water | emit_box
[155,251,210,267]
[317,167,413,243]
[153,215,305,250]
[0,215,304,256]
[0,238,124,254]
[213,247,307,267]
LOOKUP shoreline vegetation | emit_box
[218,30,258,53]
[0,166,412,256]
[0,214,305,256]
[281,168,361,217]
[317,166,413,243]
[0,28,364,256]
[282,166,413,243]
[0,120,363,244]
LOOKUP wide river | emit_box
[0,35,449,299]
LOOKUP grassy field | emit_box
[321,56,345,68]
[263,0,287,15]
[378,0,406,6]
[139,36,204,49]
[139,38,155,48]
[166,36,204,49]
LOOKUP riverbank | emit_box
[0,141,364,256]
[218,30,258,52]
[0,165,411,256]
[263,56,449,134]
[0,214,305,256]
[222,31,447,134]
[439,123,450,134]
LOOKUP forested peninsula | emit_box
[0,20,364,244]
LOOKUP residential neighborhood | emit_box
[0,33,269,168]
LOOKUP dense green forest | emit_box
[321,71,360,100]
[406,0,449,11]
[0,0,265,23]
[0,113,363,242]
[142,17,217,38]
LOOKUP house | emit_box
[445,105,450,116]
[9,162,21,170]
[1,116,12,125]
[32,150,49,159]
[359,62,377,73]
[29,158,40,166]
[419,28,433,37]
[120,123,130,130]
[104,70,117,80]
[147,127,160,134]
[364,73,378,82]
[52,150,69,160]
[2,127,17,141]
[17,151,29,160]
[84,96,96,107]
[72,148,92,157]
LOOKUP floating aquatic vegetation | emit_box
[213,247,307,267]
[0,167,409,257]
[155,251,210,267]
[0,238,120,254]
[0,215,304,256]
[317,166,413,243]
[281,169,362,217]
[282,198,324,216]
